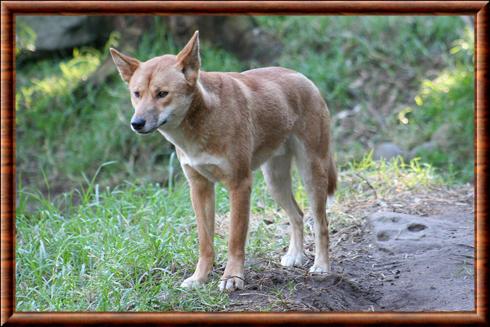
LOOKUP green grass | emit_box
[17,179,223,311]
[16,156,442,311]
[256,16,466,112]
[16,163,282,311]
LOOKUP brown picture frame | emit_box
[1,1,488,325]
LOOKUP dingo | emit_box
[110,31,337,291]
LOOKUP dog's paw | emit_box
[180,276,205,288]
[309,263,330,274]
[219,275,245,292]
[281,252,306,267]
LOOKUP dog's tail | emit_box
[327,154,337,196]
[326,154,337,208]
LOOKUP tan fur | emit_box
[110,31,337,291]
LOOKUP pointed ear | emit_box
[176,31,200,85]
[110,48,140,83]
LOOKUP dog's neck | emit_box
[182,78,209,132]
[159,75,213,154]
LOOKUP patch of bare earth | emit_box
[227,184,474,311]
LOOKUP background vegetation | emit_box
[15,16,474,311]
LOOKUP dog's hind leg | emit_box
[292,136,332,273]
[262,147,306,267]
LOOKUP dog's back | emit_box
[197,67,335,182]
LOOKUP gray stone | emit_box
[18,16,113,52]
[373,142,405,161]
[431,123,453,149]
[366,209,474,311]
[408,141,437,159]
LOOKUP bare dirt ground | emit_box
[226,185,474,312]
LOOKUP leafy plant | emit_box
[396,25,474,182]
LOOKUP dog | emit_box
[110,31,337,291]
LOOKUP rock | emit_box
[431,123,452,149]
[18,16,113,52]
[373,142,405,161]
[408,124,453,160]
[369,212,446,254]
[408,141,437,159]
[366,210,474,311]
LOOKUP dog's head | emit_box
[110,31,200,134]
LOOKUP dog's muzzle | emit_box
[131,117,146,131]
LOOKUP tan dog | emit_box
[110,31,337,291]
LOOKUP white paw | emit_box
[219,275,245,292]
[309,263,330,274]
[180,276,205,288]
[281,251,306,267]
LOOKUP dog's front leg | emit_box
[219,174,252,291]
[180,166,215,288]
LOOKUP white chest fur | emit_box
[179,151,229,181]
[159,128,229,182]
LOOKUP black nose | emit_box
[131,118,146,130]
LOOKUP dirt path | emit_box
[228,189,474,311]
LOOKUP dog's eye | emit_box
[134,91,140,98]
[157,91,168,99]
